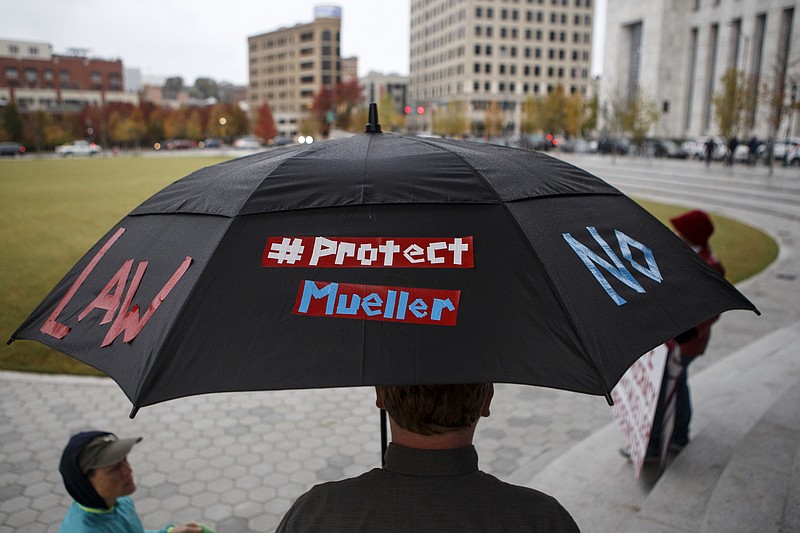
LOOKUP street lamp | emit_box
[219,117,227,144]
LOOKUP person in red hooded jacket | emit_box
[669,210,725,448]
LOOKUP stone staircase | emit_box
[526,321,800,533]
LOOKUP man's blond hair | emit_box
[379,384,491,435]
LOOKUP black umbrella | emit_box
[10,105,758,419]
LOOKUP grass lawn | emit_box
[0,156,778,375]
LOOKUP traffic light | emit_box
[404,105,412,114]
[417,106,425,115]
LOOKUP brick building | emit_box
[0,38,137,114]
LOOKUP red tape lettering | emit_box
[294,280,460,326]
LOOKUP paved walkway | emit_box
[1,156,798,532]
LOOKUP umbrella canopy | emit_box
[10,124,758,413]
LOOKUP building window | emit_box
[475,25,482,36]
[5,67,18,79]
[91,71,102,83]
[59,70,70,81]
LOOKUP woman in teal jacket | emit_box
[58,430,207,533]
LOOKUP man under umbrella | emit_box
[276,384,579,532]
[58,430,209,533]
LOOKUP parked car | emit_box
[760,137,800,164]
[558,138,596,154]
[233,136,264,149]
[647,139,689,159]
[0,141,25,157]
[786,145,800,167]
[685,137,726,160]
[597,136,631,155]
[55,140,100,157]
[732,144,751,163]
[200,137,223,149]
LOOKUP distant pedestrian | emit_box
[727,137,739,166]
[704,138,715,167]
[747,137,760,165]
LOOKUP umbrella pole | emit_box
[380,409,388,466]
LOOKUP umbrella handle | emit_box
[380,408,388,466]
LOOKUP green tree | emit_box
[163,77,185,99]
[1,103,24,142]
[193,77,219,100]
[713,68,750,139]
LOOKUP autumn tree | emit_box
[334,80,362,131]
[521,96,543,135]
[311,81,363,135]
[540,85,569,135]
[310,86,335,136]
[713,68,750,139]
[253,102,278,141]
[433,100,469,138]
[0,103,24,141]
[619,87,660,153]
[377,93,404,132]
[483,101,503,137]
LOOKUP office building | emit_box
[361,71,409,115]
[600,0,799,140]
[409,0,595,134]
[248,6,343,137]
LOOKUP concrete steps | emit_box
[527,321,800,533]
[699,382,800,532]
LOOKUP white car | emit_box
[55,140,101,157]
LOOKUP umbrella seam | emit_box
[407,136,615,393]
[130,216,240,408]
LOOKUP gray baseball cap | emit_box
[78,433,142,473]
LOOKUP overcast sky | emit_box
[5,0,606,85]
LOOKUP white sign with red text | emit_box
[611,344,668,478]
